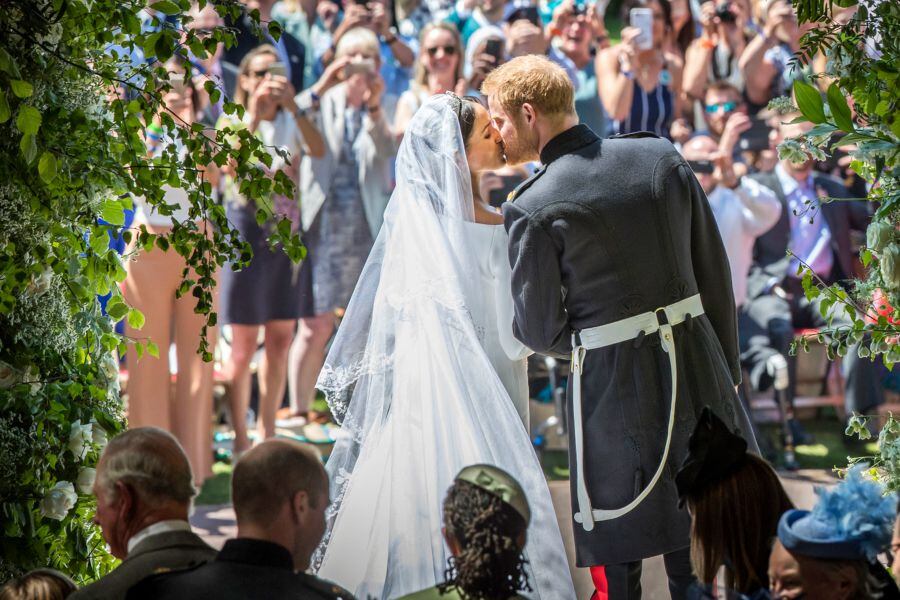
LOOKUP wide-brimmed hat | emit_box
[777,464,897,562]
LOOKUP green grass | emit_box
[195,462,233,506]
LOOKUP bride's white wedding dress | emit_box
[313,95,575,600]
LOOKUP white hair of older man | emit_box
[97,427,196,505]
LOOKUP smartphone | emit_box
[484,38,504,64]
[630,7,654,50]
[344,57,376,77]
[267,62,287,77]
[737,117,773,152]
[488,175,525,208]
[687,159,715,175]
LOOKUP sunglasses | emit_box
[705,101,738,114]
[426,45,457,57]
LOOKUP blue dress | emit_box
[612,65,674,139]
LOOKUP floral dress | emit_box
[303,108,375,315]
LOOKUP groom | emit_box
[483,56,758,599]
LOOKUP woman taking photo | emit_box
[596,0,684,138]
[124,56,219,485]
[393,22,464,138]
[286,28,397,427]
[218,44,324,454]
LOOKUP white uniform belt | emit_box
[570,293,704,532]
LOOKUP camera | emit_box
[715,2,736,23]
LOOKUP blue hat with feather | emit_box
[777,464,897,561]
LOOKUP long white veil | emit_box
[314,95,575,599]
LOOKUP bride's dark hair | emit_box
[439,479,532,600]
[448,94,482,149]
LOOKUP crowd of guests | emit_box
[113,0,887,494]
[5,415,900,599]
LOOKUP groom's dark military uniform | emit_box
[503,126,757,599]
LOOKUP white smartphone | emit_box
[630,7,654,50]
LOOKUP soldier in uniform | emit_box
[127,439,353,600]
[483,56,757,599]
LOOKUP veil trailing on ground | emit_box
[313,95,575,599]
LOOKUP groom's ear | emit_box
[521,103,537,127]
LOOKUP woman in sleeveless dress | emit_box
[313,94,575,599]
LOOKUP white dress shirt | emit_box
[707,177,782,307]
[126,519,193,555]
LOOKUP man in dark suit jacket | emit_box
[220,0,306,98]
[741,117,881,422]
[70,428,216,600]
[128,439,353,600]
[485,55,758,599]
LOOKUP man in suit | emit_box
[128,439,353,599]
[70,428,215,600]
[742,115,881,427]
[484,55,757,599]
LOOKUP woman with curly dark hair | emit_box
[400,464,532,600]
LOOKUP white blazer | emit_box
[296,84,398,239]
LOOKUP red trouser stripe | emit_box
[590,565,609,600]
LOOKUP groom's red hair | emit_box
[481,55,575,119]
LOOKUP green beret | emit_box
[455,464,530,525]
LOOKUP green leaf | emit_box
[16,105,41,135]
[9,79,33,98]
[19,133,37,164]
[106,297,129,320]
[38,152,58,183]
[826,83,854,133]
[127,308,145,330]
[99,198,125,226]
[147,340,160,358]
[0,47,20,77]
[267,20,283,41]
[793,80,826,124]
[149,0,180,14]
[0,90,9,123]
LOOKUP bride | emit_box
[314,93,575,599]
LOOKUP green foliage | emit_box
[0,0,304,581]
[774,0,900,368]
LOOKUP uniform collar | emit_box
[539,124,598,166]
[217,538,294,571]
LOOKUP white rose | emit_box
[68,420,93,461]
[101,354,120,392]
[40,481,77,521]
[0,361,16,389]
[91,421,108,450]
[76,467,97,495]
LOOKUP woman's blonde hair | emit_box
[481,55,575,119]
[235,44,279,106]
[335,27,381,60]
[413,22,463,91]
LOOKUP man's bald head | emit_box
[232,439,328,527]
[682,135,718,161]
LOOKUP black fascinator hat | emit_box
[675,407,749,506]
